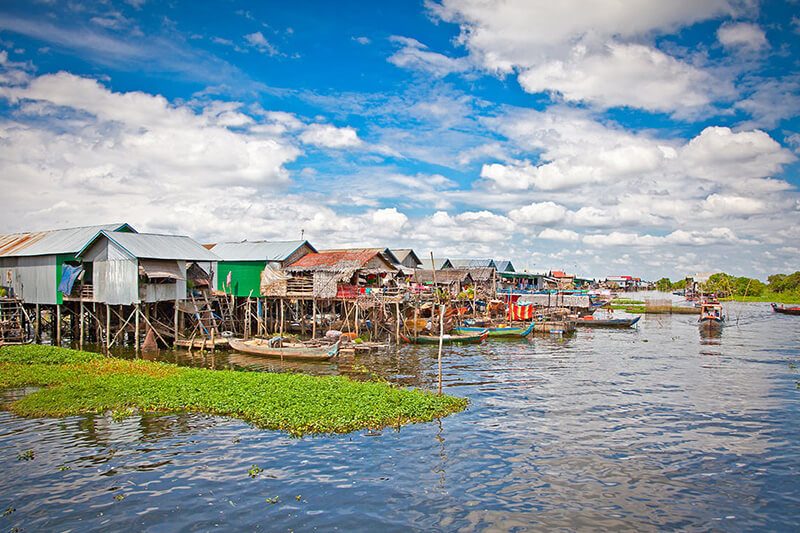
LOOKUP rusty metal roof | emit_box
[285,249,396,272]
[0,223,134,257]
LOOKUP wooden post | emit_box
[279,298,284,336]
[173,300,179,345]
[355,302,360,337]
[105,303,111,353]
[437,304,445,395]
[135,303,140,354]
[312,299,317,338]
[79,298,84,350]
[395,301,401,345]
[35,304,40,343]
[55,304,61,346]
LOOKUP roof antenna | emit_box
[300,228,305,241]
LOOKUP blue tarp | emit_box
[58,264,83,295]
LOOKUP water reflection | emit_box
[1,301,799,531]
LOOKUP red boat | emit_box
[772,303,800,316]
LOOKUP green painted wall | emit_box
[217,261,265,297]
[55,253,77,304]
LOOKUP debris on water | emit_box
[248,465,263,478]
[58,465,71,471]
[113,494,125,501]
[295,495,302,501]
[2,507,15,517]
[17,449,34,461]
[265,496,279,504]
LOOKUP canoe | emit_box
[228,338,340,360]
[772,303,800,316]
[400,330,489,345]
[575,316,640,328]
[452,322,535,338]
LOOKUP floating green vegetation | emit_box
[248,465,264,478]
[719,293,800,304]
[611,298,645,305]
[0,345,467,436]
[16,449,34,461]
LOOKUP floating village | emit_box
[2,222,789,355]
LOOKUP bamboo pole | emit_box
[173,299,179,345]
[437,303,445,395]
[279,298,284,336]
[35,304,40,343]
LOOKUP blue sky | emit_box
[0,0,798,279]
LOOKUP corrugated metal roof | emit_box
[211,240,313,262]
[79,231,219,261]
[495,260,515,272]
[387,248,422,266]
[449,258,497,269]
[418,257,452,270]
[0,223,134,257]
[286,249,395,272]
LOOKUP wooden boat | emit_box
[452,322,535,338]
[575,316,640,328]
[228,338,340,361]
[698,300,724,328]
[772,303,800,316]
[400,330,489,345]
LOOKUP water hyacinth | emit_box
[0,345,467,436]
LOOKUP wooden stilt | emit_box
[395,301,400,345]
[355,303,360,337]
[173,299,179,346]
[279,298,284,336]
[35,304,40,343]
[55,304,61,346]
[312,299,317,338]
[135,303,140,354]
[105,303,111,353]
[78,296,85,350]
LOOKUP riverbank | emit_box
[720,293,800,304]
[0,345,467,436]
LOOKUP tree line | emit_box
[655,272,800,298]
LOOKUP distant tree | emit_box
[655,277,672,292]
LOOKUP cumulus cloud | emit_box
[299,123,363,148]
[538,228,579,241]
[508,201,569,225]
[428,0,743,113]
[388,36,470,77]
[717,22,768,51]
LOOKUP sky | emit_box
[0,0,798,280]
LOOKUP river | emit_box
[1,300,799,531]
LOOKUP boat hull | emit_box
[772,303,800,315]
[452,323,535,338]
[228,338,339,360]
[400,330,489,345]
[575,316,641,328]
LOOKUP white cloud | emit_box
[299,123,363,148]
[717,22,768,51]
[388,36,470,77]
[244,32,278,55]
[582,227,746,247]
[353,36,371,45]
[538,228,579,241]
[429,0,744,113]
[508,201,569,225]
[517,42,730,113]
[701,193,768,216]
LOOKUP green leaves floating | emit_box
[0,345,467,436]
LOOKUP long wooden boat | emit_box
[452,322,535,338]
[772,303,800,316]
[575,316,640,328]
[400,330,489,345]
[228,338,340,360]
